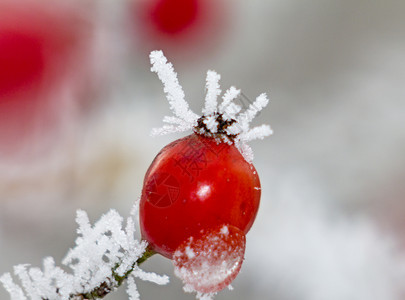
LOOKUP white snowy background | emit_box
[1,0,405,299]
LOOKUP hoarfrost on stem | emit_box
[0,202,168,300]
[150,50,273,163]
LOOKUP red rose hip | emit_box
[140,133,260,258]
[140,51,272,294]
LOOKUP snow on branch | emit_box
[0,203,168,300]
[150,51,272,163]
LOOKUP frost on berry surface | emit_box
[173,225,246,298]
[149,50,273,162]
[0,203,168,300]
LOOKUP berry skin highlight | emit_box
[140,133,261,259]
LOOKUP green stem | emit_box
[114,247,157,286]
[136,246,157,265]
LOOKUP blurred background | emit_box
[1,0,405,299]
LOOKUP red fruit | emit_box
[134,0,202,38]
[0,30,44,95]
[130,0,228,61]
[149,0,199,35]
[0,1,89,97]
[140,133,261,259]
[143,50,271,294]
[173,224,246,293]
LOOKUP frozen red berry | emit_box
[140,51,272,294]
[140,133,260,258]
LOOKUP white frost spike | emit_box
[150,50,272,162]
[152,116,195,135]
[237,93,269,132]
[0,273,27,300]
[126,276,140,300]
[236,141,255,163]
[219,86,240,113]
[224,123,242,136]
[203,70,221,115]
[151,124,190,136]
[222,102,242,121]
[75,209,91,237]
[162,116,188,125]
[240,124,273,142]
[132,267,170,285]
[150,50,198,125]
[13,265,38,299]
[219,87,241,121]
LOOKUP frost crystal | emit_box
[150,50,272,163]
[0,203,168,299]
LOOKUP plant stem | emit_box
[135,247,157,266]
[70,246,157,299]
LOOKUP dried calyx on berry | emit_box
[150,50,272,163]
[195,112,238,142]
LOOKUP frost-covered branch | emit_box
[0,204,168,300]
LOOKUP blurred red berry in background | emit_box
[150,0,199,35]
[0,0,94,158]
[130,0,229,61]
[0,31,44,95]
